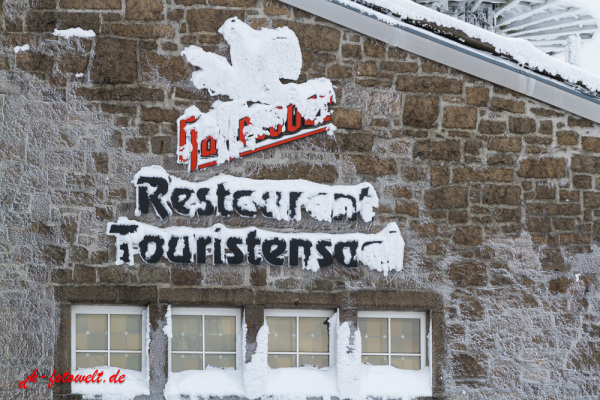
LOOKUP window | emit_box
[71,305,146,371]
[265,309,333,369]
[170,307,241,372]
[358,311,426,370]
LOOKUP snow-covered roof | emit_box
[281,0,600,123]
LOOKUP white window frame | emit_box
[357,311,427,370]
[71,305,147,372]
[168,307,242,373]
[264,309,336,368]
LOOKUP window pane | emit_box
[205,354,236,369]
[359,318,388,353]
[299,317,329,353]
[267,317,296,352]
[110,315,142,351]
[172,353,203,372]
[205,316,236,352]
[76,314,108,351]
[391,318,420,354]
[391,355,421,370]
[111,353,142,371]
[268,354,296,369]
[361,355,388,365]
[76,352,108,369]
[172,316,202,351]
[299,354,329,368]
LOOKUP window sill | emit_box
[71,367,149,399]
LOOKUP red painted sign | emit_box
[178,98,333,172]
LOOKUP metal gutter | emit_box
[280,0,600,124]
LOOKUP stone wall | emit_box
[0,0,599,399]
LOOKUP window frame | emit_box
[264,309,336,369]
[70,305,147,372]
[357,310,427,370]
[168,307,242,373]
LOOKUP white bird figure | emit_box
[181,17,303,105]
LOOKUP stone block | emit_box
[76,87,164,101]
[452,353,487,379]
[91,38,137,84]
[139,265,170,283]
[110,23,175,39]
[357,61,377,76]
[488,137,521,153]
[56,12,100,31]
[478,120,506,135]
[403,96,439,128]
[549,277,573,294]
[142,53,190,81]
[171,265,202,285]
[381,61,418,73]
[557,130,579,146]
[327,64,352,79]
[16,52,54,73]
[60,0,121,8]
[250,267,266,286]
[151,136,173,154]
[413,140,460,161]
[568,116,594,128]
[583,192,600,208]
[187,9,243,32]
[349,155,396,175]
[126,0,163,20]
[397,76,462,94]
[466,87,489,107]
[509,117,536,134]
[73,265,96,284]
[482,185,521,205]
[247,163,338,183]
[336,132,374,152]
[331,109,362,129]
[518,158,567,178]
[341,44,360,58]
[443,106,477,129]
[141,107,181,123]
[431,166,449,186]
[453,226,482,246]
[273,21,340,51]
[572,155,600,174]
[97,266,127,283]
[490,97,525,113]
[363,39,386,57]
[539,120,553,135]
[453,167,513,182]
[26,11,57,32]
[425,186,468,209]
[582,137,600,152]
[449,262,487,286]
[126,138,148,153]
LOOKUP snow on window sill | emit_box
[71,367,149,400]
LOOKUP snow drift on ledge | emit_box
[338,0,600,93]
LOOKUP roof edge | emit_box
[280,0,600,124]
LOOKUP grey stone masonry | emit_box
[0,0,599,399]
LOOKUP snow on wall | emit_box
[107,217,405,275]
[133,165,379,222]
[178,18,336,167]
[52,28,96,39]
[165,316,431,400]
